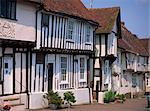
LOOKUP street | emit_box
[35,98,147,111]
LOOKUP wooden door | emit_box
[3,56,13,94]
[48,63,53,91]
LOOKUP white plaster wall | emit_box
[101,35,105,57]
[29,88,91,109]
[0,2,36,42]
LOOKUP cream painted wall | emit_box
[0,2,36,42]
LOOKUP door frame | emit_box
[3,55,14,95]
[47,63,54,91]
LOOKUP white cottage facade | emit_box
[0,0,98,110]
[89,7,121,102]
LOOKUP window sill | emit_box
[0,16,17,21]
[66,39,74,43]
[85,42,92,45]
[79,80,86,83]
[59,81,69,84]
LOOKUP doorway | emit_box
[47,63,53,91]
[3,56,13,94]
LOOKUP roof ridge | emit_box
[89,6,120,10]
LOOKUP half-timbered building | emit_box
[29,0,98,109]
[0,0,39,110]
[116,23,149,98]
[0,0,98,110]
[89,7,121,102]
[139,38,150,93]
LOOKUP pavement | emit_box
[18,98,148,111]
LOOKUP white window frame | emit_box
[66,19,74,41]
[79,56,87,82]
[60,56,68,84]
[85,25,91,44]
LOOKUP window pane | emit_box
[86,26,90,42]
[42,14,49,27]
[67,20,74,39]
[1,0,7,17]
[80,58,85,79]
[0,0,16,19]
[61,57,67,81]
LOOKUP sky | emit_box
[82,0,150,38]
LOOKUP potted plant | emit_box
[43,91,62,110]
[63,91,76,108]
[104,90,116,103]
[115,93,126,103]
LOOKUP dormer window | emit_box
[67,20,74,40]
[0,0,16,20]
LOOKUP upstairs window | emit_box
[67,20,74,40]
[42,13,49,27]
[86,26,91,43]
[61,57,67,81]
[80,58,85,80]
[0,0,16,20]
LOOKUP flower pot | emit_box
[49,104,58,110]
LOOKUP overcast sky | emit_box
[82,0,150,38]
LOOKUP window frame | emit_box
[41,13,49,28]
[60,56,68,83]
[85,25,91,44]
[66,19,74,41]
[79,57,87,82]
[0,0,17,20]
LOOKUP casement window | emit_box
[104,60,109,84]
[36,53,44,64]
[42,13,49,27]
[86,26,91,43]
[61,57,67,81]
[0,0,16,20]
[67,20,74,40]
[80,58,85,80]
[132,75,137,87]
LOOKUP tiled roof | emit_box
[42,0,97,24]
[139,38,150,55]
[89,7,120,34]
[118,24,149,56]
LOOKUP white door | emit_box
[3,56,13,94]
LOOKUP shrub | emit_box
[63,91,76,106]
[43,90,62,108]
[116,94,126,101]
[104,90,116,103]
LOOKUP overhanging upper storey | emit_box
[0,0,38,47]
[35,0,99,53]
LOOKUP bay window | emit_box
[0,0,16,20]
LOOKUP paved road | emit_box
[34,98,148,111]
